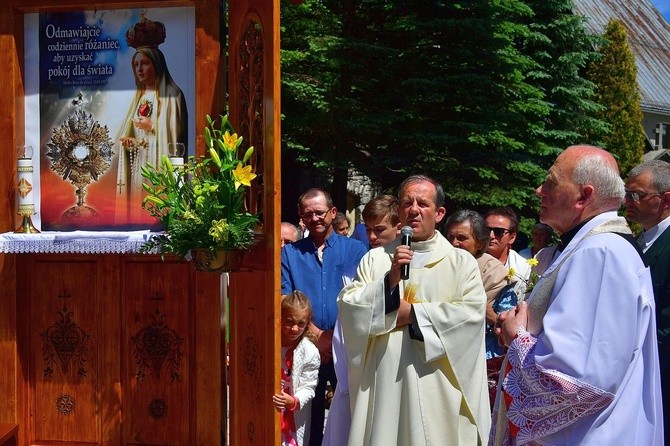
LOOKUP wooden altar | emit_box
[0,0,281,444]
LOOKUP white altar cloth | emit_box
[0,230,159,254]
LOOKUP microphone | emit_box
[400,226,413,280]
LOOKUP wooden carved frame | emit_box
[0,1,229,445]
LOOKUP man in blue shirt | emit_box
[281,188,368,445]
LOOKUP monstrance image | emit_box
[46,93,115,220]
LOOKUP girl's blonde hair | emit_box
[281,291,317,343]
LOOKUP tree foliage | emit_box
[521,0,607,149]
[587,19,645,175]
[280,0,607,222]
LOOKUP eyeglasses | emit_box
[488,227,511,238]
[301,208,332,220]
[624,190,661,203]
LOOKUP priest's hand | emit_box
[486,302,498,326]
[389,244,413,289]
[496,301,528,347]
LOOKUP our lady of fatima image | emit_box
[116,11,188,225]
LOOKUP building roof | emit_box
[643,148,670,161]
[573,0,670,115]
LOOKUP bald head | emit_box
[562,145,618,168]
[568,145,624,208]
[536,145,625,234]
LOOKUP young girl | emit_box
[272,291,321,446]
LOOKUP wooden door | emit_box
[25,256,114,445]
[120,259,192,445]
[16,254,221,445]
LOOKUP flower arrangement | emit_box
[139,115,258,258]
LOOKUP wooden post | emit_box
[227,0,282,443]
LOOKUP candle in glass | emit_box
[168,142,185,167]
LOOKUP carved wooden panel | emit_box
[121,260,191,445]
[30,259,103,444]
[237,19,265,219]
[15,254,222,446]
[227,0,281,444]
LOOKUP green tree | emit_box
[281,0,548,210]
[512,0,607,232]
[400,0,550,212]
[587,19,645,175]
[279,0,609,222]
[522,0,607,150]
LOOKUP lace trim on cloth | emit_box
[0,231,156,254]
[501,328,615,445]
[490,379,525,446]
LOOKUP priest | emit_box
[338,175,490,445]
[490,146,664,445]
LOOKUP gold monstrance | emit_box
[46,93,114,220]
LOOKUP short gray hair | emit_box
[573,154,625,207]
[281,222,301,240]
[628,160,670,193]
[444,209,489,257]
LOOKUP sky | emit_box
[651,0,670,21]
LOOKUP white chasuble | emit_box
[339,231,491,446]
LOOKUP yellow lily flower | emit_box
[232,162,257,190]
[223,131,239,150]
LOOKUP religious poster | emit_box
[24,8,195,231]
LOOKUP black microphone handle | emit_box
[400,234,411,280]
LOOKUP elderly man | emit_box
[490,146,663,445]
[281,188,367,445]
[339,175,490,445]
[625,159,670,446]
[280,221,300,247]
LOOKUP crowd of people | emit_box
[277,146,668,446]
